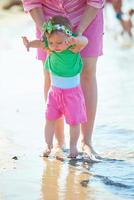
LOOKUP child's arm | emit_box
[66,35,88,53]
[22,36,44,51]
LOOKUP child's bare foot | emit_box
[68,146,78,158]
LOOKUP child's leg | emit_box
[68,124,80,158]
[44,69,64,149]
[43,119,55,157]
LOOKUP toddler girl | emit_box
[22,15,88,158]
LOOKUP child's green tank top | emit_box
[45,49,83,77]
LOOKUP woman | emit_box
[22,0,105,159]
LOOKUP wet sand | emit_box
[0,8,134,200]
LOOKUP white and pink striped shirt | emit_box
[22,0,105,27]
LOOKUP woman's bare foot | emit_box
[43,145,52,157]
[81,143,100,161]
[89,145,99,157]
[68,146,78,158]
[53,142,65,150]
[52,146,64,160]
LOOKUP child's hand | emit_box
[65,37,77,47]
[66,35,88,53]
[22,36,30,51]
[65,37,81,53]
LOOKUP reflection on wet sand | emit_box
[41,158,61,200]
[41,158,90,200]
[40,157,128,200]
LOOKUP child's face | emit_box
[47,31,68,52]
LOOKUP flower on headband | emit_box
[53,24,72,36]
[42,20,53,34]
[64,28,72,36]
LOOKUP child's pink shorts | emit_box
[45,85,87,125]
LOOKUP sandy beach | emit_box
[0,5,134,200]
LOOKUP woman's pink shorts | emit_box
[45,85,87,125]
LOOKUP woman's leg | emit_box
[43,67,65,148]
[80,57,98,156]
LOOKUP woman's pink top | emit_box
[106,0,112,3]
[22,0,105,59]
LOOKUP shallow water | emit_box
[0,9,134,200]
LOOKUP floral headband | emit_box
[42,20,72,36]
